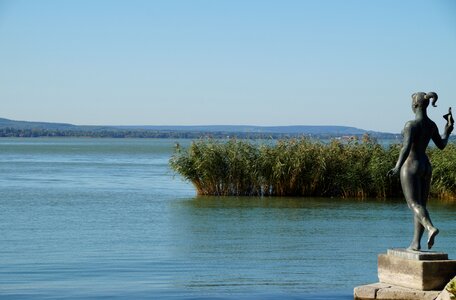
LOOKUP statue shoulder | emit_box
[403,120,416,132]
[429,119,439,134]
[429,119,438,129]
[401,120,419,138]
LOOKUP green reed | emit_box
[169,137,456,199]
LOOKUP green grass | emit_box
[446,277,456,299]
[169,137,456,199]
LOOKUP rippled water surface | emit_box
[1,138,455,299]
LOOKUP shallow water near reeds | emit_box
[1,138,455,299]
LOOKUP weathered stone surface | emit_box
[436,276,456,300]
[376,285,439,300]
[435,289,452,300]
[388,248,448,261]
[378,253,456,290]
[354,282,440,300]
[354,282,390,299]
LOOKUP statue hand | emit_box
[445,123,454,135]
[387,167,399,177]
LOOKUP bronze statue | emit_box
[387,92,453,251]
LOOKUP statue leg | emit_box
[421,170,438,249]
[408,201,438,249]
[411,216,425,251]
[401,171,437,250]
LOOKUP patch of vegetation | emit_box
[446,277,456,299]
[169,136,456,199]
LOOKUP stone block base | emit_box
[354,282,440,300]
[378,249,456,290]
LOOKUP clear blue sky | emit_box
[0,0,455,133]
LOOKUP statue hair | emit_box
[412,92,438,109]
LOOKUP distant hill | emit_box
[0,117,396,138]
[0,118,111,131]
[0,117,78,130]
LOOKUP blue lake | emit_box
[1,138,455,299]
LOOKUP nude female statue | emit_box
[387,92,453,251]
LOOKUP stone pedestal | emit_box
[378,249,456,291]
[354,249,456,300]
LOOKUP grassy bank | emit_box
[169,137,456,199]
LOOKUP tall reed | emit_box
[169,137,456,199]
[428,143,456,200]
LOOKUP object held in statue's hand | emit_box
[443,107,454,126]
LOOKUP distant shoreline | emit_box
[0,128,401,140]
[0,117,399,139]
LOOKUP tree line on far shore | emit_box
[169,137,456,199]
[0,127,209,138]
[0,127,397,140]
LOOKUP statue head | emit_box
[411,92,438,113]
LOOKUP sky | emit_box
[0,0,455,133]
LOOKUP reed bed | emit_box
[169,137,456,199]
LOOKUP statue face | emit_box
[412,101,417,113]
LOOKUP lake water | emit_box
[1,138,455,299]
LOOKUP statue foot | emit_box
[407,243,421,251]
[427,228,439,250]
